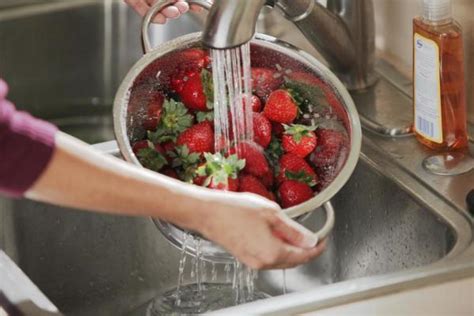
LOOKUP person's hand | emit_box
[124,0,199,24]
[186,193,327,270]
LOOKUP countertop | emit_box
[307,277,474,316]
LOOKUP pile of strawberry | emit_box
[130,48,349,209]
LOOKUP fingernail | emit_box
[302,234,319,248]
[0,79,8,98]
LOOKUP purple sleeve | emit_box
[0,79,58,198]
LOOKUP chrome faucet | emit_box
[203,0,377,91]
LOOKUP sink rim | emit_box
[208,138,473,315]
[92,140,473,302]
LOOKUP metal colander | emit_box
[113,0,361,262]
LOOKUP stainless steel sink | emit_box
[1,1,473,315]
[1,141,470,315]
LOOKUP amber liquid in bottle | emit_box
[413,17,468,151]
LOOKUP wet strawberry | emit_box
[147,99,193,144]
[243,94,262,112]
[239,174,275,201]
[282,124,317,158]
[251,68,284,100]
[178,69,213,112]
[179,73,207,111]
[192,163,207,186]
[232,142,270,177]
[278,180,314,208]
[135,142,168,172]
[161,168,179,179]
[253,112,272,148]
[142,92,165,131]
[162,141,176,153]
[261,170,274,189]
[197,153,245,192]
[154,143,166,155]
[271,122,285,138]
[264,89,298,124]
[177,121,214,154]
[178,48,209,71]
[132,140,150,155]
[209,177,239,192]
[287,71,324,86]
[277,153,318,185]
[310,129,347,167]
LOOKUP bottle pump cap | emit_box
[422,0,452,22]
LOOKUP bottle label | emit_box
[414,33,443,143]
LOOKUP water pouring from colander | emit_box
[114,0,362,263]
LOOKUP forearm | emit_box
[26,132,211,230]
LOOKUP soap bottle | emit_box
[413,0,468,151]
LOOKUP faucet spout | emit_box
[276,0,377,90]
[201,0,377,90]
[202,0,266,49]
[277,0,356,72]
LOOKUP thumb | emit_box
[271,214,318,248]
[0,79,8,99]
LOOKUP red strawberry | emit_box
[287,71,324,86]
[261,170,274,189]
[179,73,208,111]
[264,89,298,124]
[142,92,165,131]
[162,141,176,153]
[170,72,186,93]
[178,48,209,72]
[239,174,275,201]
[177,122,214,154]
[251,68,284,100]
[271,122,285,138]
[310,129,347,167]
[243,95,262,112]
[197,153,245,192]
[209,177,239,192]
[232,142,270,177]
[277,153,318,185]
[154,143,166,155]
[132,140,149,154]
[253,112,272,148]
[278,180,314,208]
[161,168,179,179]
[282,124,317,158]
[193,163,207,186]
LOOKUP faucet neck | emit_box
[203,0,266,49]
[277,0,377,90]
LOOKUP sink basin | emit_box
[1,141,471,315]
[1,1,472,315]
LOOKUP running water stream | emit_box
[148,42,283,314]
[211,43,254,155]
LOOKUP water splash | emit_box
[211,262,218,281]
[175,233,190,307]
[282,269,287,294]
[224,263,232,283]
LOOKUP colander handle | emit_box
[142,0,213,54]
[313,201,335,241]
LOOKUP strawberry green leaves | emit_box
[197,153,245,187]
[168,145,201,182]
[283,124,317,143]
[136,141,168,172]
[201,69,214,110]
[196,111,214,123]
[284,79,329,112]
[148,99,193,143]
[285,170,317,187]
